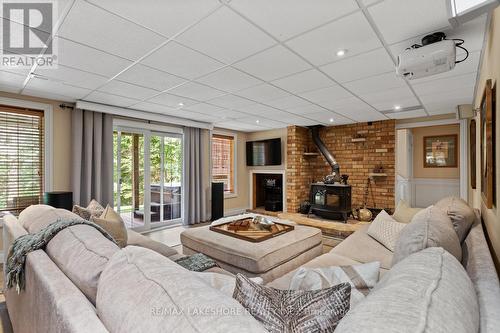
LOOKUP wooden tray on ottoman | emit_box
[209,218,294,243]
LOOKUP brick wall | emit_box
[286,120,396,213]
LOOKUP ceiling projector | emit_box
[396,32,468,80]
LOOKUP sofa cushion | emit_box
[336,247,479,333]
[434,196,475,243]
[233,273,351,333]
[367,210,406,251]
[126,229,178,258]
[91,205,127,248]
[392,200,423,223]
[46,224,119,304]
[19,204,82,234]
[392,207,462,265]
[96,246,267,333]
[331,225,394,270]
[288,261,380,307]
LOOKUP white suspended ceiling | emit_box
[0,0,488,131]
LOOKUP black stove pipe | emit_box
[309,125,340,176]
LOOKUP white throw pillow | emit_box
[288,261,380,307]
[367,210,406,252]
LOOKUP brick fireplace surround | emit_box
[286,120,396,214]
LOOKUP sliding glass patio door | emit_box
[113,123,183,231]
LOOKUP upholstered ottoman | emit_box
[180,224,322,282]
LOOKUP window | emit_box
[0,106,44,215]
[212,133,235,194]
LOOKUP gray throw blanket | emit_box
[6,217,117,293]
[175,253,219,272]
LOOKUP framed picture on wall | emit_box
[423,135,458,168]
[481,79,496,209]
[470,119,476,189]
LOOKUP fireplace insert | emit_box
[310,183,351,223]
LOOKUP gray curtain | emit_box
[71,109,113,207]
[183,127,208,225]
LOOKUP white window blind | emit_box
[212,134,235,193]
[0,106,44,214]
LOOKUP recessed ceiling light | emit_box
[336,49,347,57]
[255,120,260,124]
[394,105,401,111]
[177,102,184,107]
[329,118,334,123]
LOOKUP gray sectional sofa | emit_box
[3,202,500,333]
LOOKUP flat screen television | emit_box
[246,138,282,166]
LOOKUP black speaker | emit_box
[211,182,224,221]
[43,191,73,210]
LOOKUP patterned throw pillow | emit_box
[233,274,351,333]
[72,199,105,221]
[367,210,406,251]
[288,261,380,307]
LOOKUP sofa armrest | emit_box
[5,250,108,333]
[3,215,27,264]
[127,230,178,259]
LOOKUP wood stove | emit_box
[310,183,351,223]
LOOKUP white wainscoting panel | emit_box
[412,178,460,208]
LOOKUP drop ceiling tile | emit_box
[425,102,463,115]
[236,84,290,102]
[320,48,395,83]
[141,41,224,79]
[359,86,420,111]
[368,0,449,44]
[237,103,280,116]
[419,87,474,106]
[271,69,334,94]
[168,82,226,101]
[177,6,275,64]
[346,108,386,122]
[298,85,353,106]
[229,0,358,41]
[87,0,220,38]
[0,70,26,89]
[33,65,109,90]
[329,96,386,121]
[207,94,255,109]
[58,0,165,60]
[287,103,327,115]
[98,80,158,100]
[84,91,140,107]
[234,45,311,81]
[258,109,294,120]
[265,95,310,109]
[289,118,322,127]
[56,38,133,77]
[196,67,262,93]
[306,111,351,125]
[116,64,187,91]
[25,77,91,99]
[214,120,267,132]
[22,89,76,102]
[386,109,427,119]
[286,12,381,66]
[185,103,225,115]
[147,92,199,108]
[411,73,476,96]
[238,117,286,129]
[132,101,178,115]
[343,72,406,95]
[217,109,248,119]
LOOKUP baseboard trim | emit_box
[224,207,248,217]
